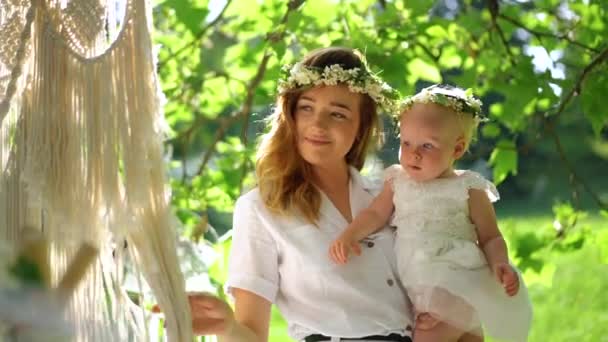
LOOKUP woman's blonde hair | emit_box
[256,47,382,223]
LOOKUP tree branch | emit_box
[550,46,608,119]
[415,41,439,62]
[547,124,605,209]
[544,46,608,210]
[195,1,305,178]
[158,0,234,69]
[487,0,516,66]
[498,13,600,54]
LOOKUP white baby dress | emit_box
[386,165,532,341]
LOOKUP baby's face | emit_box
[398,103,464,182]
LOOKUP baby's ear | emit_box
[453,137,466,159]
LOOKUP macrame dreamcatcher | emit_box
[0,0,192,339]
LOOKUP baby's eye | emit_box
[402,141,410,146]
[422,143,434,149]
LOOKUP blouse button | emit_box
[387,279,394,286]
[367,241,374,248]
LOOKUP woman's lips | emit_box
[305,137,331,145]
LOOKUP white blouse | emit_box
[225,168,413,340]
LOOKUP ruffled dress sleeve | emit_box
[463,171,500,202]
[383,164,404,190]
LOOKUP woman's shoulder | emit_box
[234,187,262,212]
[234,187,308,230]
[233,187,268,221]
[236,187,261,204]
[350,166,384,195]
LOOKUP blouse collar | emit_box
[317,166,376,231]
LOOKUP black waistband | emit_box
[304,333,412,342]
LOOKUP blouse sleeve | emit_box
[225,192,279,303]
[465,171,500,203]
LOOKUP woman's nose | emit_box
[311,112,329,128]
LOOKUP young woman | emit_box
[188,47,414,342]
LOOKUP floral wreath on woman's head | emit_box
[277,62,401,114]
[400,84,485,120]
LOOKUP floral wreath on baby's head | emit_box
[400,84,485,120]
[277,62,401,114]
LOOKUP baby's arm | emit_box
[468,188,519,296]
[329,180,395,264]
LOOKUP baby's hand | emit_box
[329,233,361,264]
[415,312,440,330]
[493,263,520,296]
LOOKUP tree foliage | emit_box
[153,0,607,235]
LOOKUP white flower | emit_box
[400,85,483,118]
[293,72,311,84]
[349,85,364,93]
[278,63,399,114]
[366,83,383,98]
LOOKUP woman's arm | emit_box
[226,289,271,342]
[468,188,519,296]
[189,289,271,342]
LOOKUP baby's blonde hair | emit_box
[455,111,480,151]
[399,84,483,151]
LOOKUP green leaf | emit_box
[163,0,209,35]
[301,0,338,27]
[286,11,304,31]
[407,58,441,83]
[271,40,287,60]
[581,70,608,137]
[425,24,448,39]
[513,232,545,272]
[489,140,518,184]
[438,46,463,69]
[481,122,501,138]
[201,31,238,73]
[10,256,44,286]
[408,1,434,16]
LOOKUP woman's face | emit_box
[294,85,362,169]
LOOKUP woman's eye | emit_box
[422,143,434,149]
[298,105,312,111]
[331,112,347,119]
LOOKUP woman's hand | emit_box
[188,293,236,336]
[329,232,361,264]
[493,263,520,296]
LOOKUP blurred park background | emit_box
[151,0,608,340]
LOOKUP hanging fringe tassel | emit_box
[1,0,192,339]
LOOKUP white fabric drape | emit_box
[0,0,192,340]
